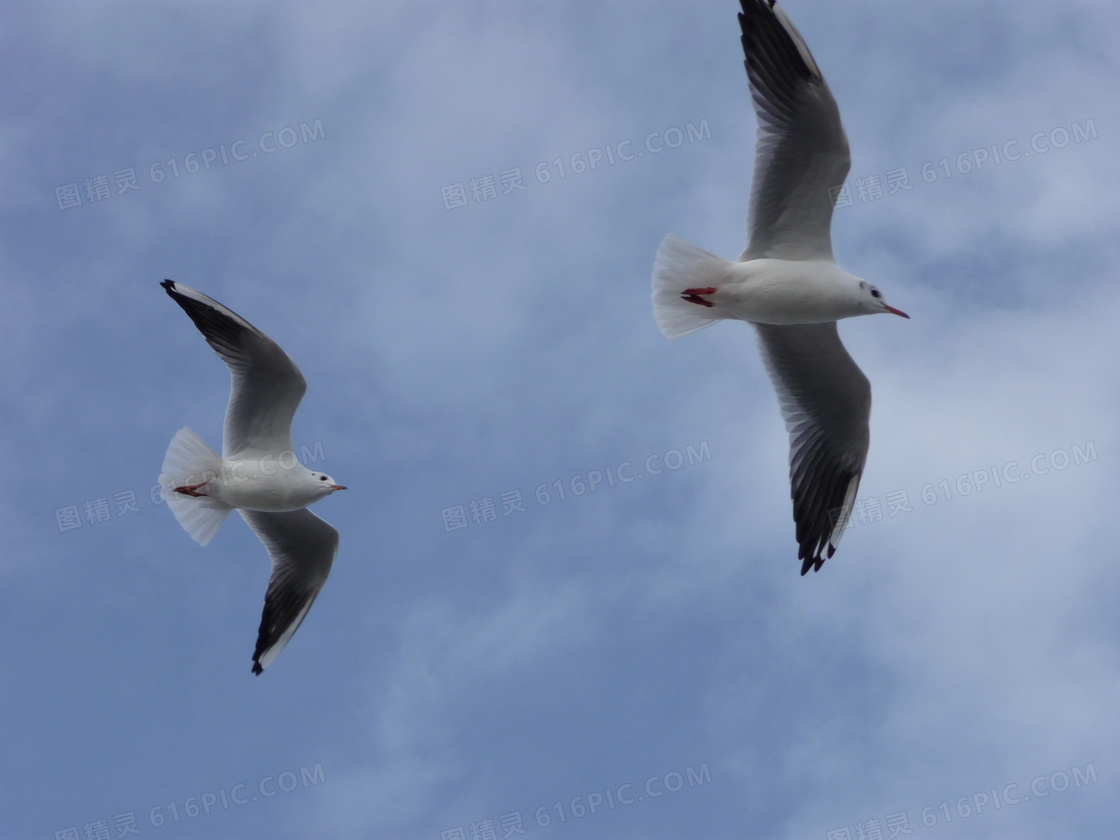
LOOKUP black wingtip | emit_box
[160,279,176,294]
[738,0,819,88]
[737,0,774,30]
[799,554,826,576]
[252,660,263,675]
[738,0,772,14]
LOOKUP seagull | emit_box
[158,280,346,674]
[651,0,909,574]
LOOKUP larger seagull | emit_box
[158,281,346,673]
[651,0,908,574]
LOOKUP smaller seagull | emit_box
[158,280,346,674]
[651,0,909,574]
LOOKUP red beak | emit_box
[884,305,910,319]
[329,485,347,491]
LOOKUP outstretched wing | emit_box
[162,280,306,458]
[738,0,850,261]
[754,322,870,573]
[240,508,338,674]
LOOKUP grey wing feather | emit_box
[754,323,870,573]
[161,280,306,458]
[240,508,338,674]
[738,0,850,260]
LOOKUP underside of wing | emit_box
[239,508,339,674]
[738,0,851,261]
[754,322,871,573]
[161,280,307,457]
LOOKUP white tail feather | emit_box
[159,427,231,546]
[651,235,732,338]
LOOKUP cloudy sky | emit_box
[2,1,1118,838]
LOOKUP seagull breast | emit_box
[718,259,860,325]
[208,459,324,512]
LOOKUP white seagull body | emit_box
[651,0,908,574]
[158,280,346,674]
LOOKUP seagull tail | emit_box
[159,427,232,546]
[651,234,730,338]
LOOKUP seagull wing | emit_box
[161,280,306,458]
[754,323,870,573]
[240,508,338,674]
[738,0,850,261]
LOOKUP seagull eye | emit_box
[320,475,327,481]
[871,289,881,298]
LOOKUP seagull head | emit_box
[857,280,909,319]
[310,472,348,495]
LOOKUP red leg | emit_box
[174,482,209,498]
[681,287,716,308]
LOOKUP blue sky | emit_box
[2,1,1119,838]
